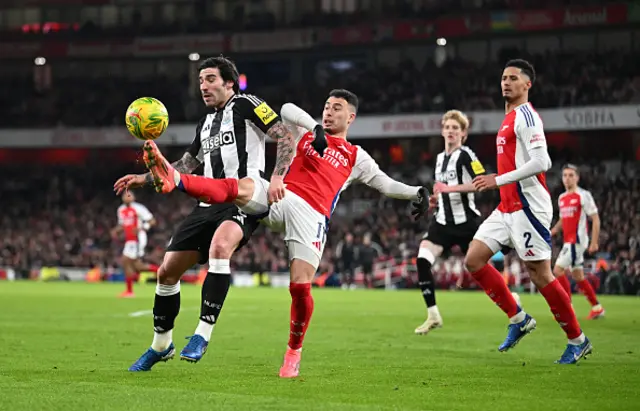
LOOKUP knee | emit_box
[464,254,484,274]
[210,240,235,259]
[157,264,180,285]
[290,259,316,284]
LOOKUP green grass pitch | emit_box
[1,282,639,411]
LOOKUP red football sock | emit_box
[577,279,599,307]
[288,283,314,350]
[179,174,238,204]
[471,264,520,318]
[557,274,572,301]
[125,276,134,293]
[539,279,582,340]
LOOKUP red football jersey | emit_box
[117,202,153,242]
[558,188,598,244]
[495,102,551,214]
[284,132,359,217]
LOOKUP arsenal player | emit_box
[112,191,155,297]
[551,164,603,319]
[142,89,432,377]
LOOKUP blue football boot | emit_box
[180,335,209,363]
[128,343,175,371]
[498,314,536,352]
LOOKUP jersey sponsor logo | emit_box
[436,170,457,182]
[530,134,544,144]
[203,131,235,152]
[254,102,277,125]
[471,160,485,174]
[501,125,509,131]
[560,206,577,218]
[496,136,507,154]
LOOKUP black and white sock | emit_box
[151,282,181,352]
[194,258,232,342]
[417,247,440,318]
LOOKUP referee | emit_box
[414,110,486,335]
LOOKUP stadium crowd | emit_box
[1,48,639,128]
[1,146,638,295]
[2,0,616,38]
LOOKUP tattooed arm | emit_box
[268,121,297,178]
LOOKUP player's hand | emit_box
[472,174,498,192]
[433,182,448,194]
[114,174,147,195]
[429,194,438,209]
[411,187,430,221]
[588,242,599,254]
[310,124,328,156]
[550,228,558,237]
[268,176,286,204]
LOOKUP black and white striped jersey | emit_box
[434,146,485,225]
[186,93,280,207]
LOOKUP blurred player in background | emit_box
[142,89,432,377]
[551,164,604,319]
[466,59,592,364]
[111,191,155,297]
[414,110,485,335]
[114,56,299,371]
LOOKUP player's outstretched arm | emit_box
[281,103,326,155]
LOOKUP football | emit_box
[125,97,169,140]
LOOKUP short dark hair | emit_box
[328,89,359,113]
[505,59,536,84]
[563,163,580,175]
[198,56,240,93]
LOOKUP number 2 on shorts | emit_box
[523,232,533,248]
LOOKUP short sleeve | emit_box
[582,190,598,216]
[186,117,205,161]
[134,203,153,221]
[460,147,485,178]
[233,94,281,135]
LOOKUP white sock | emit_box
[509,310,527,324]
[151,330,173,352]
[427,305,440,319]
[195,320,215,342]
[568,332,586,345]
[173,169,181,185]
[592,304,602,310]
[151,282,180,352]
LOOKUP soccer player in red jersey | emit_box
[112,191,155,297]
[465,59,592,364]
[550,164,604,319]
[143,89,432,377]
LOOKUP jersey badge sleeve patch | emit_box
[254,102,277,125]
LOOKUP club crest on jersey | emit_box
[203,131,235,152]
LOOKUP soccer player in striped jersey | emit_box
[414,110,485,335]
[466,59,592,364]
[550,164,604,319]
[115,56,300,371]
